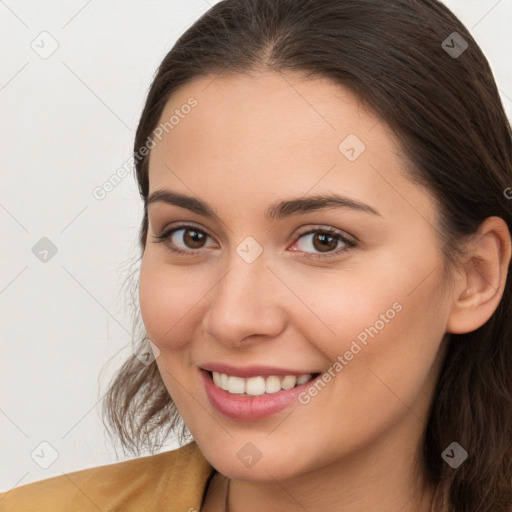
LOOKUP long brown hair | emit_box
[101,1,512,510]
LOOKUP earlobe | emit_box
[446,216,512,335]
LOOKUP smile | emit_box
[211,371,315,395]
[200,368,322,420]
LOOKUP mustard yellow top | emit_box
[0,441,215,512]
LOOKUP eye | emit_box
[151,223,357,260]
[290,227,356,260]
[151,224,215,256]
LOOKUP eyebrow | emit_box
[146,189,382,221]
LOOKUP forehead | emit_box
[154,70,383,150]
[146,71,434,223]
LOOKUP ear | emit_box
[446,216,512,334]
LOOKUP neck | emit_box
[225,466,436,512]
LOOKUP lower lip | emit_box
[200,369,320,421]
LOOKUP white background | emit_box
[0,0,511,492]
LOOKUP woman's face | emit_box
[139,71,453,482]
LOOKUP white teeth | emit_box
[297,374,311,385]
[280,375,297,389]
[220,373,229,390]
[265,375,282,394]
[211,371,314,395]
[245,376,266,396]
[227,376,245,394]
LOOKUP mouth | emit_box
[200,368,322,421]
[207,370,320,396]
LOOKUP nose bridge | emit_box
[203,242,286,345]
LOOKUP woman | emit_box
[1,0,511,511]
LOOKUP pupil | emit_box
[314,233,336,252]
[185,229,205,248]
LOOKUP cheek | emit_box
[138,254,205,349]
[295,280,446,459]
[298,251,447,392]
[333,273,447,422]
[288,267,405,359]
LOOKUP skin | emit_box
[138,70,511,511]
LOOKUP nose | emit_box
[203,250,287,348]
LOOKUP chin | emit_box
[192,434,317,483]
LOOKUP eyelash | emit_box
[151,223,357,260]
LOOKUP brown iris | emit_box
[312,232,338,253]
[183,228,207,249]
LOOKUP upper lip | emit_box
[200,362,320,378]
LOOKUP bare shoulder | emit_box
[0,441,213,512]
